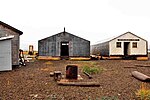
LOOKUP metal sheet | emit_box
[0,39,12,71]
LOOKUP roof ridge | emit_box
[0,21,23,35]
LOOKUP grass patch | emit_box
[136,82,150,100]
[89,62,99,66]
[82,66,103,75]
[81,61,104,75]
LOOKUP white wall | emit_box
[110,32,147,56]
[0,39,12,71]
[131,39,147,55]
[109,40,123,55]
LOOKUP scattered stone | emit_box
[50,72,54,77]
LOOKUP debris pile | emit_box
[50,64,100,87]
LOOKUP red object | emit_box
[66,65,78,79]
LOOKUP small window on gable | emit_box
[116,42,121,48]
[132,42,137,48]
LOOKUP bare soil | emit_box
[0,59,150,100]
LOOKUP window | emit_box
[132,42,137,48]
[116,42,121,48]
[61,42,69,45]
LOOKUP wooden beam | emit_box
[124,66,136,68]
[135,64,150,67]
[83,71,92,79]
[57,81,100,87]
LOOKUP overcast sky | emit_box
[0,0,150,50]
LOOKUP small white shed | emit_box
[91,32,148,59]
[0,36,14,71]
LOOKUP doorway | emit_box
[61,42,69,56]
[124,42,130,56]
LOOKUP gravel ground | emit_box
[0,59,150,100]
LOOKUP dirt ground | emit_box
[0,59,150,100]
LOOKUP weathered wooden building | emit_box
[0,21,23,71]
[91,32,148,59]
[38,29,90,59]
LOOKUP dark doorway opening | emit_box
[61,42,69,57]
[124,42,130,56]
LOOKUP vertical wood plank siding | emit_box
[38,32,90,57]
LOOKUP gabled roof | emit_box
[57,31,90,42]
[39,29,90,42]
[111,32,147,42]
[94,32,147,45]
[0,21,23,35]
[0,35,14,41]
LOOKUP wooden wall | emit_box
[0,25,20,65]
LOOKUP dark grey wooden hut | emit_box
[0,21,23,66]
[38,28,90,58]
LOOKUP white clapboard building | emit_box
[91,32,148,60]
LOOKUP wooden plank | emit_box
[38,56,60,60]
[124,66,136,68]
[136,57,148,61]
[83,71,92,79]
[132,71,150,81]
[69,57,90,61]
[135,64,150,67]
[57,81,100,87]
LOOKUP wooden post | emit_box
[83,71,92,79]
[54,71,62,81]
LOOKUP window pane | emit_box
[116,42,121,48]
[132,42,137,48]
